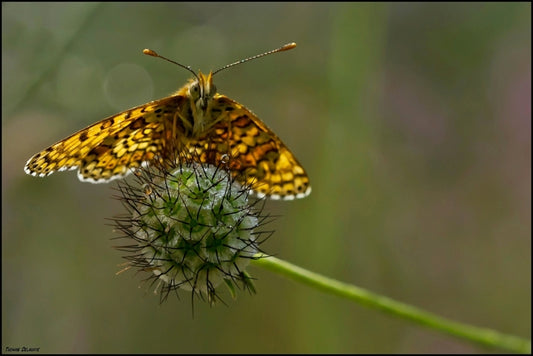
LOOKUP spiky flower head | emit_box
[112,160,271,304]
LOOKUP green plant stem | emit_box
[251,253,531,354]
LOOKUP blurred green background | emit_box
[2,2,530,353]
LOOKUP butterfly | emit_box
[24,43,311,200]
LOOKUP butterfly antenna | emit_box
[143,49,199,81]
[212,42,297,76]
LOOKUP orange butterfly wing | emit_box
[186,95,311,200]
[24,95,186,182]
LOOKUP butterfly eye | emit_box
[190,82,200,96]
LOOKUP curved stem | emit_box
[251,253,531,354]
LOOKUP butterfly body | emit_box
[25,68,311,200]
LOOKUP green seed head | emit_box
[113,162,270,303]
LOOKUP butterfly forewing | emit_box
[24,95,186,182]
[190,95,310,199]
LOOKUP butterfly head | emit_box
[188,71,216,111]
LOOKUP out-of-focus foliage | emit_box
[3,2,530,353]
